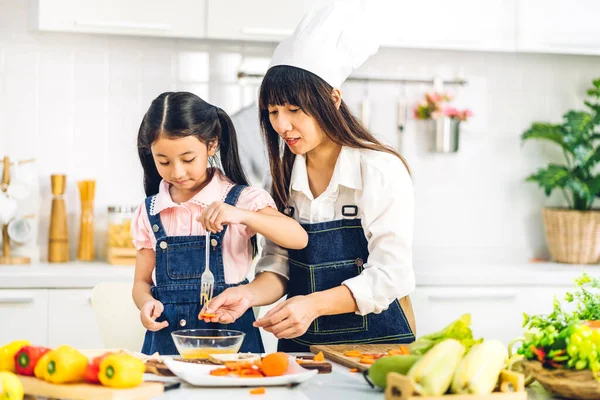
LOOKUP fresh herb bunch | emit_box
[517,273,600,370]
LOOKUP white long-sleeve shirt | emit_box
[255,146,416,315]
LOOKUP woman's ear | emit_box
[331,88,342,109]
[208,139,218,157]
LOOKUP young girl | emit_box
[201,1,417,352]
[132,92,308,355]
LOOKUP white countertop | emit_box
[415,261,600,287]
[0,260,598,289]
[147,361,558,400]
[0,262,134,288]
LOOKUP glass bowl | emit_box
[171,329,246,359]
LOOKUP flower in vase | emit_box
[444,107,473,122]
[413,90,472,122]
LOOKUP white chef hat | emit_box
[268,0,380,89]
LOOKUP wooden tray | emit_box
[107,247,136,266]
[19,375,170,400]
[310,344,403,371]
[384,370,527,400]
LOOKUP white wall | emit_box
[2,0,600,264]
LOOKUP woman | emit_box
[200,0,416,352]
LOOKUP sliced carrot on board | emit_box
[209,367,230,376]
[343,350,362,357]
[250,387,266,395]
[359,358,375,365]
[313,351,325,361]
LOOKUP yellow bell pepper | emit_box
[0,371,24,400]
[40,345,88,384]
[98,354,145,388]
[0,340,30,372]
[34,352,51,380]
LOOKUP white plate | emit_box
[164,356,318,387]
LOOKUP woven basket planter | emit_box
[523,360,600,400]
[542,208,600,264]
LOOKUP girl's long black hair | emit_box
[137,91,257,256]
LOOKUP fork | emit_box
[200,231,214,305]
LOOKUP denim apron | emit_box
[141,184,265,355]
[278,208,415,353]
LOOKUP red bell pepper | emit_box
[14,346,51,376]
[530,345,546,363]
[84,352,112,384]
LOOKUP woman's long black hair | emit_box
[258,66,410,212]
[137,91,257,256]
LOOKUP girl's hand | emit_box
[197,202,247,233]
[140,299,169,331]
[253,296,319,339]
[199,286,253,324]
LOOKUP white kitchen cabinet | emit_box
[206,0,328,42]
[411,285,573,346]
[379,0,517,52]
[411,286,523,345]
[36,0,206,39]
[0,290,48,346]
[47,289,104,349]
[517,0,600,56]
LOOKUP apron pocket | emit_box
[290,259,368,334]
[165,241,206,280]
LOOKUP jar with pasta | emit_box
[107,205,136,265]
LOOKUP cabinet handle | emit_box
[74,20,172,32]
[0,295,34,304]
[240,28,293,37]
[427,291,517,301]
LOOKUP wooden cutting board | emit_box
[19,376,167,400]
[310,344,405,371]
[384,370,527,400]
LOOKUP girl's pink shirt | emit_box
[131,169,276,283]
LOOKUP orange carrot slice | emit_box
[313,351,325,361]
[250,387,266,395]
[344,350,362,357]
[349,368,359,373]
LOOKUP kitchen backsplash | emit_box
[2,1,600,264]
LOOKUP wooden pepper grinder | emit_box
[48,174,69,262]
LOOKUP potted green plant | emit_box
[522,78,600,264]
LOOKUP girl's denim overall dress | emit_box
[141,184,265,356]
[278,207,415,353]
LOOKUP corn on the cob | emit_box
[407,338,466,395]
[451,339,507,394]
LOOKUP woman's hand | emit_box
[140,299,169,331]
[197,202,248,233]
[253,296,320,339]
[199,286,253,324]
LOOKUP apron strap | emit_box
[215,184,247,239]
[145,195,167,241]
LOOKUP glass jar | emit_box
[107,205,136,249]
